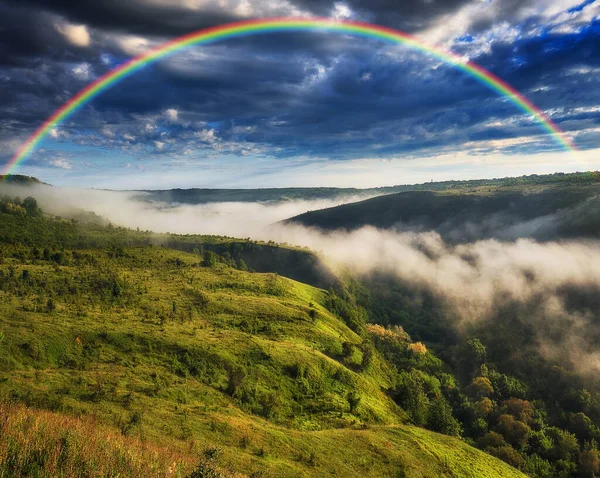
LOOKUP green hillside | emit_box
[0,200,525,477]
[286,180,600,242]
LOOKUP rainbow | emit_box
[1,17,577,177]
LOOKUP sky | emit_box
[0,0,600,188]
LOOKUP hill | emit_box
[4,170,600,206]
[130,171,600,205]
[0,200,525,477]
[285,180,600,242]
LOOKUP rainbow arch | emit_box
[1,17,577,177]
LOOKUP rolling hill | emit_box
[285,180,600,242]
[0,201,526,477]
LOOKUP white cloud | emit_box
[55,22,90,47]
[49,128,69,139]
[419,0,597,50]
[100,127,115,138]
[116,35,151,56]
[165,108,179,122]
[546,0,600,34]
[71,63,92,81]
[332,2,353,19]
[49,157,73,170]
[194,129,218,143]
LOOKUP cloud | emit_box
[49,157,72,169]
[1,0,600,175]
[115,34,152,56]
[165,108,179,122]
[55,21,90,47]
[71,62,92,80]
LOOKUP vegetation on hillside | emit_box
[286,175,600,242]
[0,196,525,477]
[344,262,600,477]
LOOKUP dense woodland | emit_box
[1,190,600,477]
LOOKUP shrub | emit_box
[488,445,525,469]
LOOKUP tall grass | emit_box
[0,403,202,477]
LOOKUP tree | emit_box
[528,431,555,459]
[478,431,507,449]
[496,414,531,449]
[409,342,427,355]
[427,397,462,436]
[474,397,495,418]
[22,197,41,217]
[464,338,487,364]
[458,338,487,378]
[502,398,534,425]
[489,372,528,400]
[394,370,430,426]
[468,377,494,399]
[203,250,218,268]
[545,427,579,462]
[488,446,525,469]
[523,454,553,478]
[579,442,600,477]
[568,412,592,442]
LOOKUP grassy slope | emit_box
[0,216,524,477]
[0,402,201,477]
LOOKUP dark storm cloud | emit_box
[4,0,473,36]
[0,4,93,66]
[2,0,237,38]
[0,0,599,169]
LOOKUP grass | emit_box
[0,402,204,478]
[0,241,526,477]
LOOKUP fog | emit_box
[0,183,376,237]
[4,182,600,375]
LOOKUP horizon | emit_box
[5,167,600,192]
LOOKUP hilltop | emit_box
[285,176,600,242]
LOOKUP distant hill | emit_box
[3,171,600,205]
[285,181,600,242]
[0,174,48,186]
[133,171,600,204]
[135,187,378,204]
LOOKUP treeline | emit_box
[379,171,600,193]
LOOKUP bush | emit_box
[427,397,462,437]
[203,251,218,268]
[488,445,525,469]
